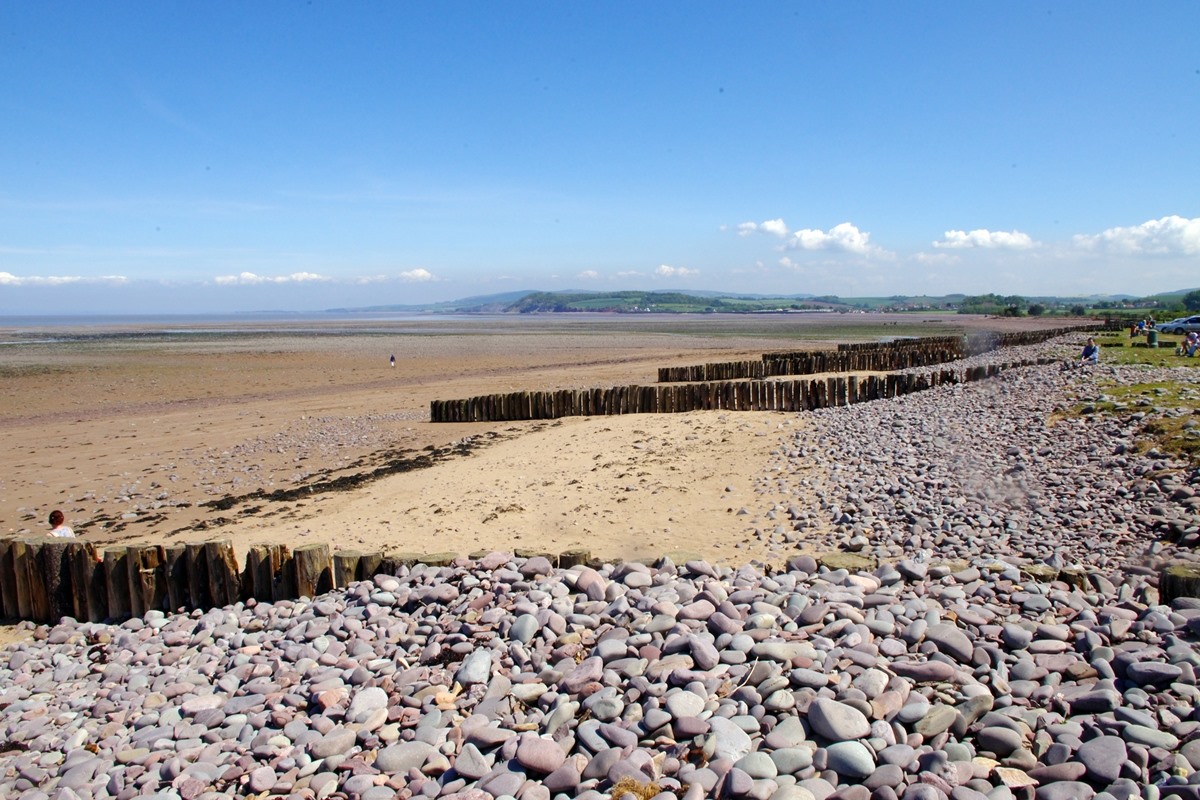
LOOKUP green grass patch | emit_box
[1094,333,1200,367]
[1066,380,1200,464]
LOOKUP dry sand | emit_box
[0,312,1063,575]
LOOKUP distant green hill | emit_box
[507,290,835,313]
[328,290,539,313]
[330,288,1181,315]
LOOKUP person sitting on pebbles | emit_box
[1079,337,1100,367]
[1185,331,1200,357]
[47,509,75,538]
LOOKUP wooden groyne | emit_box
[0,538,596,625]
[431,357,1057,423]
[660,326,1101,383]
[757,347,965,379]
[836,335,964,352]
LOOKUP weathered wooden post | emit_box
[357,551,385,583]
[127,544,166,617]
[0,538,16,619]
[37,538,74,622]
[185,543,211,610]
[205,541,240,607]
[334,550,362,587]
[15,539,40,620]
[103,545,132,621]
[164,545,188,611]
[72,543,107,623]
[243,543,292,603]
[294,543,333,598]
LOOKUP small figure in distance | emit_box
[47,509,75,538]
[1176,333,1195,356]
[1079,337,1100,367]
[390,354,396,368]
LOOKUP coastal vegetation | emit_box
[1064,330,1200,464]
[337,288,1199,318]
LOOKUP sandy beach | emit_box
[0,312,1052,568]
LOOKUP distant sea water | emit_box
[0,312,453,328]
[0,311,499,343]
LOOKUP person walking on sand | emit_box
[47,509,75,538]
[390,354,396,368]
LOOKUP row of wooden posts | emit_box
[836,335,965,352]
[0,537,598,625]
[17,530,1193,625]
[660,325,1102,383]
[430,357,1056,423]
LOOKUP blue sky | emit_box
[2,3,1198,314]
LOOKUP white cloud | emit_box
[576,270,600,280]
[933,229,1036,249]
[760,219,789,238]
[616,270,643,278]
[737,218,789,238]
[1074,215,1200,255]
[657,264,698,278]
[213,271,330,285]
[786,222,877,255]
[0,272,128,286]
[399,268,435,282]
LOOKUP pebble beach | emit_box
[3,335,1200,800]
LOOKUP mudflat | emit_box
[0,312,1056,567]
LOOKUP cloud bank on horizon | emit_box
[9,213,1196,296]
[1,4,1197,314]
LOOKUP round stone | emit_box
[375,741,435,773]
[1076,735,1126,783]
[807,698,871,741]
[455,649,493,686]
[516,735,566,774]
[666,690,706,719]
[824,741,876,779]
